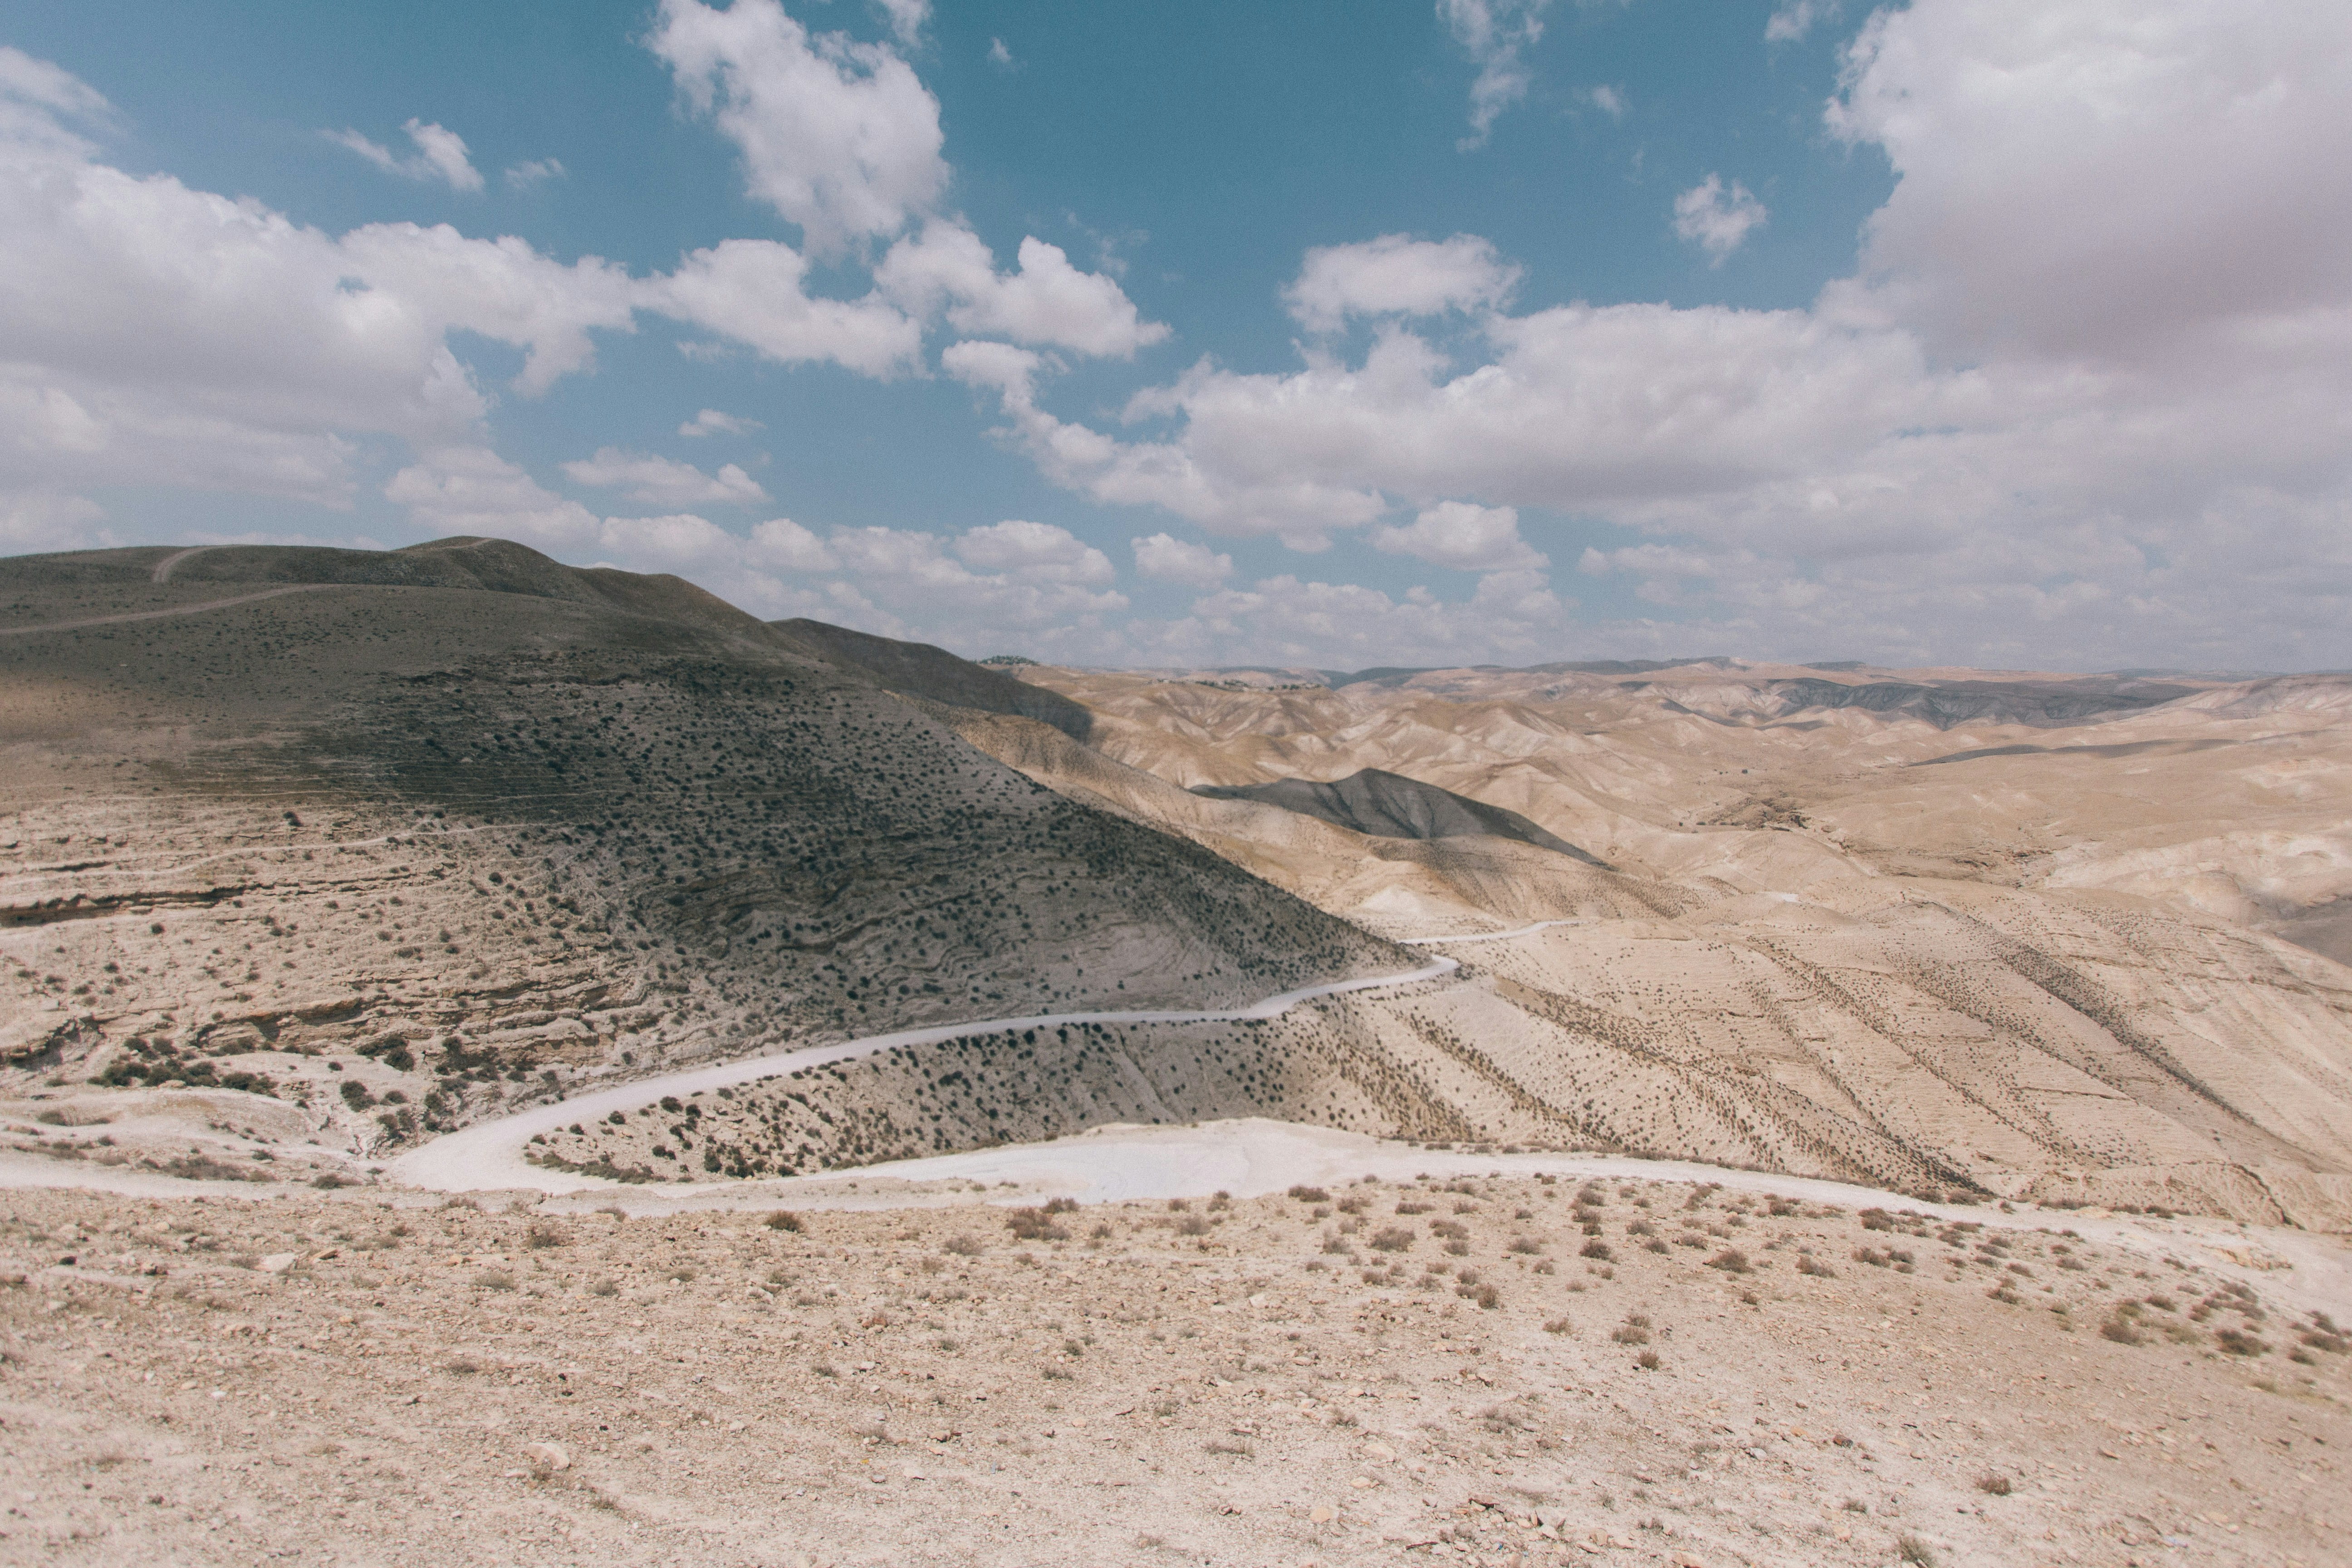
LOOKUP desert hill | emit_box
[0,539,1397,1182]
[1192,768,1609,866]
[870,655,2352,1229]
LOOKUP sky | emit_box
[2,0,2348,672]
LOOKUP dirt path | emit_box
[0,582,333,637]
[384,958,1461,1194]
[148,545,213,582]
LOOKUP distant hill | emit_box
[1194,768,1610,867]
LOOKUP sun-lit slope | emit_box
[964,658,2352,1227]
[0,539,1398,1178]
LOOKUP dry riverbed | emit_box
[2,1175,2346,1567]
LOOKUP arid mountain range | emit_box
[5,539,2350,1235]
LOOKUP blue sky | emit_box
[3,2,2347,670]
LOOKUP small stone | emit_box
[257,1254,297,1274]
[524,1441,569,1472]
[1309,1505,1334,1524]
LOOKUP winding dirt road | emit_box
[386,956,1462,1194]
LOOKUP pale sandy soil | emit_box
[4,1169,2347,1568]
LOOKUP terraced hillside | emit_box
[0,540,1397,1182]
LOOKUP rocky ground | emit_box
[3,1172,2346,1567]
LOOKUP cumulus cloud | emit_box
[326,119,485,192]
[1583,84,1627,120]
[1182,568,1563,667]
[954,518,1115,584]
[872,0,930,47]
[1672,174,1767,264]
[1132,532,1233,588]
[679,408,763,438]
[877,222,1167,357]
[503,157,565,190]
[0,49,957,551]
[1284,233,1520,333]
[1439,0,1555,149]
[1372,501,1546,572]
[960,0,2352,670]
[647,0,947,255]
[0,80,639,520]
[987,38,1015,69]
[562,447,768,507]
[647,238,922,376]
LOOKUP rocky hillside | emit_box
[0,539,1398,1181]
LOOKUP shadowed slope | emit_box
[1193,768,1610,866]
[775,618,1094,742]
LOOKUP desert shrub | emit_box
[1174,1213,1212,1237]
[943,1232,982,1256]
[1897,1535,1937,1566]
[2215,1327,2269,1357]
[1369,1226,1415,1253]
[1796,1254,1835,1278]
[525,1222,565,1250]
[1429,1219,1468,1240]
[1287,1186,1329,1203]
[1637,1350,1661,1370]
[1579,1240,1613,1261]
[1508,1236,1543,1255]
[1394,1200,1430,1215]
[1611,1324,1651,1346]
[1006,1208,1071,1242]
[1860,1209,1895,1232]
[1543,1317,1572,1335]
[588,1279,618,1297]
[1976,1474,2011,1496]
[764,1210,804,1232]
[1705,1249,1749,1274]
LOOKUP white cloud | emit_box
[1764,1,1837,44]
[648,0,947,254]
[0,74,643,524]
[647,238,921,376]
[1372,501,1546,572]
[988,38,1015,69]
[1283,233,1520,333]
[503,157,565,190]
[877,222,1167,357]
[679,407,763,437]
[0,44,113,154]
[1583,84,1627,120]
[748,515,838,572]
[562,447,769,507]
[1438,0,1555,149]
[1183,568,1565,667]
[961,0,2352,671]
[326,119,485,192]
[873,0,930,47]
[954,519,1115,585]
[1672,174,1767,263]
[1132,532,1233,588]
